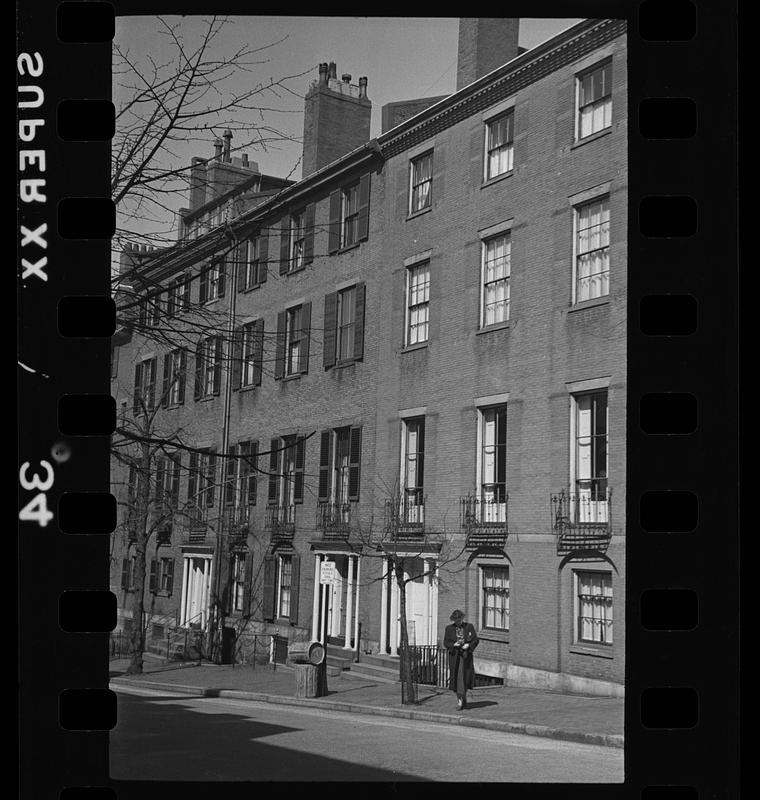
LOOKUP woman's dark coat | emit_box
[443,621,479,692]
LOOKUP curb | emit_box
[110,676,624,749]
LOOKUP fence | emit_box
[401,644,503,688]
[109,630,132,660]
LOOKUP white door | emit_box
[330,566,344,638]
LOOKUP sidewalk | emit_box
[110,657,624,748]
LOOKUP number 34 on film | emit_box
[18,460,54,527]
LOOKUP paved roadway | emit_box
[111,685,624,783]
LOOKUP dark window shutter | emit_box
[149,559,158,593]
[171,455,181,504]
[328,190,341,254]
[178,349,186,404]
[294,437,305,504]
[213,338,223,395]
[236,242,248,292]
[289,553,300,625]
[133,362,143,414]
[225,445,236,506]
[155,458,165,502]
[323,292,338,370]
[231,326,243,390]
[194,341,203,400]
[248,441,258,504]
[243,552,254,615]
[161,353,171,408]
[258,230,268,284]
[166,559,174,595]
[279,218,290,275]
[188,452,198,502]
[300,301,311,375]
[146,359,157,411]
[262,555,276,621]
[303,203,316,265]
[199,267,208,304]
[357,173,371,242]
[268,438,280,505]
[318,430,332,502]
[417,421,425,490]
[183,274,191,309]
[348,425,362,501]
[252,319,264,387]
[217,258,226,298]
[120,558,130,590]
[207,450,217,507]
[353,282,366,361]
[274,310,287,380]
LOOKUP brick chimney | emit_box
[456,18,520,90]
[302,62,371,178]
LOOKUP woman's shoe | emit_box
[456,698,463,710]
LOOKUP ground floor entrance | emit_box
[380,556,438,654]
[311,552,361,651]
[180,554,213,628]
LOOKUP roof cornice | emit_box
[378,18,626,159]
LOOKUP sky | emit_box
[114,16,582,243]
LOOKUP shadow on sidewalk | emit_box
[463,700,499,710]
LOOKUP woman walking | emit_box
[443,609,479,710]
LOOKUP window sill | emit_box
[569,644,614,659]
[285,266,306,276]
[481,170,514,189]
[282,373,302,382]
[275,617,295,627]
[571,126,612,150]
[238,383,259,393]
[401,342,429,354]
[334,359,357,370]
[406,206,432,222]
[476,321,511,335]
[239,283,262,294]
[568,297,610,314]
[337,241,362,255]
[477,629,510,644]
[196,394,220,403]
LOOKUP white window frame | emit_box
[409,151,433,215]
[572,195,610,304]
[276,553,293,619]
[400,417,425,524]
[574,60,613,142]
[569,390,609,523]
[475,405,508,523]
[167,348,184,405]
[480,233,511,328]
[285,305,302,376]
[290,210,306,271]
[231,552,246,613]
[404,261,431,346]
[241,322,257,387]
[483,110,514,181]
[573,569,613,645]
[336,285,357,362]
[479,564,510,631]
[201,336,220,397]
[332,426,351,505]
[341,182,360,248]
[159,557,174,594]
[245,236,260,289]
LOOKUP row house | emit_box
[111,16,627,692]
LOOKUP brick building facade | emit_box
[111,17,627,692]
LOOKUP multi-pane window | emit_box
[576,61,612,140]
[241,322,258,387]
[481,566,510,631]
[285,306,302,376]
[341,183,360,248]
[231,552,246,613]
[155,454,181,509]
[318,426,362,507]
[402,417,425,523]
[120,556,137,590]
[242,236,266,289]
[481,234,511,327]
[479,406,507,521]
[196,336,222,398]
[574,391,609,523]
[133,357,157,414]
[157,557,175,594]
[406,262,430,345]
[267,435,304,516]
[163,348,186,406]
[575,197,610,303]
[277,554,293,619]
[236,441,257,508]
[409,151,433,214]
[290,210,306,271]
[188,449,216,516]
[337,286,356,362]
[166,274,190,315]
[484,111,514,180]
[575,571,613,644]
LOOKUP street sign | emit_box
[319,561,336,585]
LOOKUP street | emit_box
[111,686,624,782]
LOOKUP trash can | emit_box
[288,641,328,697]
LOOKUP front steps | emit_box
[345,653,400,684]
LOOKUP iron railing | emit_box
[460,491,509,548]
[109,630,132,660]
[384,493,426,539]
[265,504,296,540]
[551,483,612,554]
[316,501,352,538]
[400,644,504,688]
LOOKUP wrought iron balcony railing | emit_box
[265,504,296,541]
[316,501,352,539]
[384,493,426,540]
[460,491,509,549]
[156,524,172,546]
[551,483,612,554]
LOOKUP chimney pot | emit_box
[214,138,223,159]
[358,76,368,97]
[342,73,352,83]
[328,62,337,80]
[318,62,329,83]
[242,153,249,167]
[223,130,232,162]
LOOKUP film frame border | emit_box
[16,0,739,796]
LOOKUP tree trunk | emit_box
[126,442,152,675]
[395,559,417,705]
[294,663,327,697]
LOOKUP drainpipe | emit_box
[212,226,239,661]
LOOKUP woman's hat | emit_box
[450,609,465,622]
